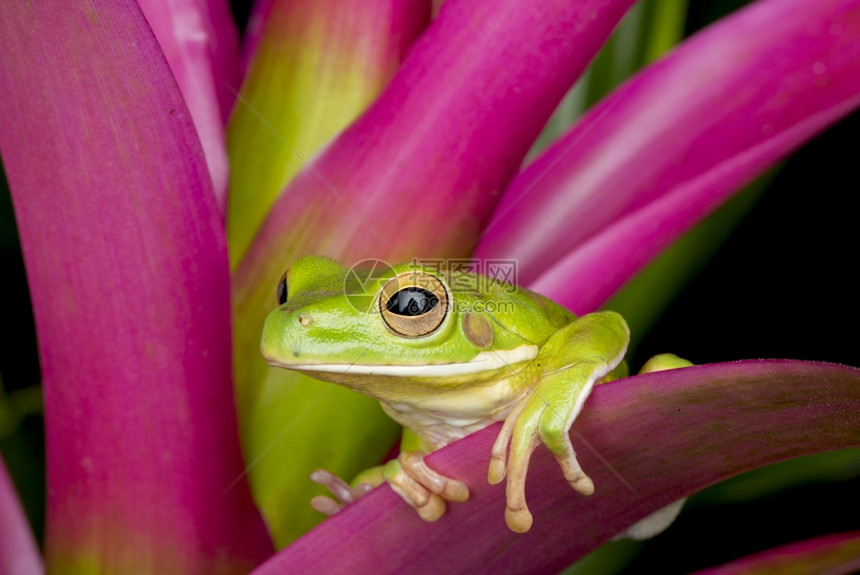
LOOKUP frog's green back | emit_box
[262,255,578,375]
[448,268,576,346]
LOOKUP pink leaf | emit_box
[250,360,860,574]
[0,1,271,571]
[137,0,240,211]
[235,0,638,283]
[475,0,860,302]
[692,531,860,574]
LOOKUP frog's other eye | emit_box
[380,272,448,337]
[277,271,288,305]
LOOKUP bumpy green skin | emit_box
[262,258,575,392]
[261,255,632,532]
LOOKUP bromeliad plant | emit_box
[0,0,859,573]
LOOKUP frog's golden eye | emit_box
[380,272,448,337]
[277,271,288,305]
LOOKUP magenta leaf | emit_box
[475,0,860,303]
[0,1,271,572]
[234,0,638,280]
[249,360,860,574]
[692,531,860,574]
[138,0,240,211]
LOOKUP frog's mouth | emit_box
[266,344,539,378]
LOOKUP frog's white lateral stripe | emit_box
[277,344,539,378]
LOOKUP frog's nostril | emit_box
[298,314,313,327]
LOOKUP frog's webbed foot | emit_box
[384,451,469,522]
[487,311,631,533]
[310,469,375,516]
[488,389,595,533]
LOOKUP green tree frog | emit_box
[260,255,688,533]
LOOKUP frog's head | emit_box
[260,255,544,395]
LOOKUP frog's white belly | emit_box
[276,344,540,449]
[379,375,529,450]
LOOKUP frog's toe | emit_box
[505,426,539,533]
[572,475,594,495]
[384,452,470,522]
[309,468,377,516]
[399,451,469,502]
[489,399,528,485]
[310,468,355,503]
[505,505,533,534]
[310,468,373,514]
[538,409,595,496]
[385,462,448,522]
[504,445,536,534]
[488,422,513,484]
[639,353,693,373]
[553,454,594,495]
[415,493,447,522]
[310,494,342,516]
[568,473,594,495]
[488,456,506,485]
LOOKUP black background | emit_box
[0,0,857,572]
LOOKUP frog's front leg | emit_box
[488,311,629,533]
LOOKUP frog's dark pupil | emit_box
[277,276,288,305]
[386,288,438,316]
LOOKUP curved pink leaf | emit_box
[0,1,270,572]
[0,458,41,575]
[234,0,637,287]
[474,0,860,289]
[249,360,860,574]
[692,531,860,574]
[530,105,854,313]
[138,0,240,211]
